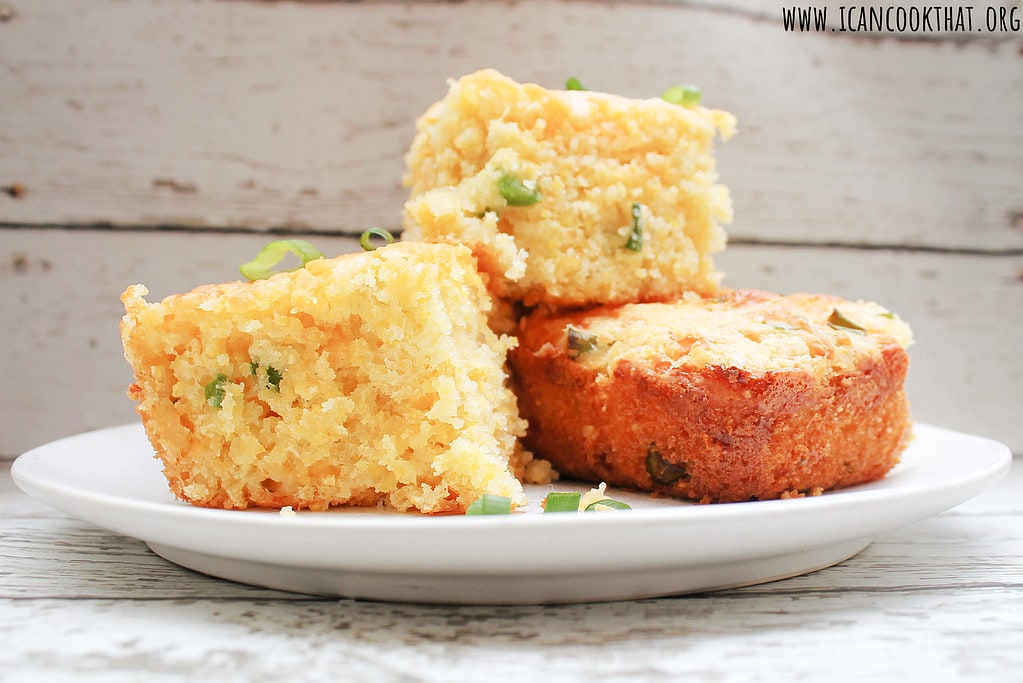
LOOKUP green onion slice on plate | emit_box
[544,488,632,512]
[585,498,632,511]
[543,491,583,513]
[465,494,513,515]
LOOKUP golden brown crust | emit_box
[509,291,913,503]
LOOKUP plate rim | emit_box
[12,421,1012,527]
[10,421,1013,577]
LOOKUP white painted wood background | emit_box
[1,0,1022,458]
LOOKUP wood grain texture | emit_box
[1,591,1020,681]
[0,0,1020,249]
[1,460,1021,682]
[3,228,1020,458]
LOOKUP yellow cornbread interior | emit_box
[120,241,530,513]
[404,69,736,307]
[569,292,914,380]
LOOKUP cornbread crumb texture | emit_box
[403,69,736,307]
[121,241,531,514]
[510,289,913,503]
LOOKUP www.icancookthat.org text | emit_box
[782,5,1021,33]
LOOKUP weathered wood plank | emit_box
[1,589,1021,680]
[0,517,311,600]
[0,0,1020,249]
[2,228,1020,457]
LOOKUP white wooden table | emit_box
[2,457,1021,681]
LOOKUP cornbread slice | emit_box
[403,69,736,308]
[509,289,913,503]
[121,241,539,514]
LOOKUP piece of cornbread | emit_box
[509,289,913,503]
[120,241,544,514]
[404,69,736,308]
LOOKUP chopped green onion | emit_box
[543,491,582,512]
[585,498,632,511]
[249,361,283,391]
[239,239,323,281]
[661,84,702,107]
[566,325,599,359]
[497,172,542,207]
[624,202,644,252]
[266,365,283,391]
[360,228,395,252]
[878,311,896,319]
[204,373,228,409]
[543,488,632,512]
[645,444,690,485]
[465,494,512,515]
[828,308,867,334]
[565,76,587,91]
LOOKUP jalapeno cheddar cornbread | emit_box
[509,289,914,503]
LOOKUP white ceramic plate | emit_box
[12,422,1011,605]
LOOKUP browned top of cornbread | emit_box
[546,289,913,380]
